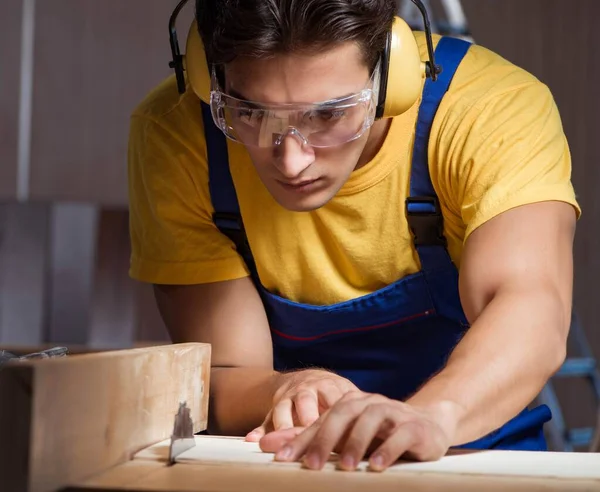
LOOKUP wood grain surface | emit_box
[0,343,211,492]
[68,458,600,492]
[134,436,600,480]
[65,435,600,492]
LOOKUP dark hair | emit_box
[196,0,397,70]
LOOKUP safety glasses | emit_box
[209,62,380,149]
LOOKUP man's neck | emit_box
[356,118,392,170]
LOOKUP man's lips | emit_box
[278,178,319,186]
[277,178,322,190]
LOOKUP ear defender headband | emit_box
[169,0,442,119]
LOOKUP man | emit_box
[128,0,580,472]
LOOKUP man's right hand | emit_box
[245,369,359,442]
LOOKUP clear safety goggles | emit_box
[209,62,380,149]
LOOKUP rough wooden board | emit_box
[46,203,99,345]
[0,342,211,492]
[67,460,600,492]
[0,203,50,345]
[65,461,166,490]
[134,436,600,481]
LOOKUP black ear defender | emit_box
[168,0,189,94]
[410,0,442,80]
[374,0,442,119]
[169,0,442,119]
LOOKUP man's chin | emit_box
[266,185,335,212]
[274,192,333,212]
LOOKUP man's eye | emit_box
[237,108,263,124]
[306,109,346,122]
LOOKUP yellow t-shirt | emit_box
[128,33,580,306]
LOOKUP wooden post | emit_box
[0,203,49,346]
[0,342,211,492]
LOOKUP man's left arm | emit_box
[406,199,576,445]
[266,200,577,471]
[260,78,581,470]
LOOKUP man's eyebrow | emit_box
[228,88,263,107]
[227,87,360,106]
[228,88,247,99]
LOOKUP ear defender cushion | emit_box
[380,16,426,118]
[185,20,212,103]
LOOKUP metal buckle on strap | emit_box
[405,196,447,247]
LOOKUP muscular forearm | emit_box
[407,285,569,446]
[209,367,281,435]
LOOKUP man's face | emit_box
[225,43,377,212]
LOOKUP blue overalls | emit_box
[200,36,551,450]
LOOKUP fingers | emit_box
[259,427,305,453]
[249,386,334,443]
[293,389,322,427]
[276,395,372,470]
[245,428,264,442]
[272,398,294,430]
[263,383,450,473]
[274,418,320,465]
[368,420,443,472]
[338,404,394,471]
[319,384,344,411]
[245,410,273,442]
[276,385,349,429]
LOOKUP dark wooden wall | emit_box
[463,0,599,350]
[29,1,181,204]
[0,0,182,346]
[462,0,600,439]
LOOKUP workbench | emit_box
[1,343,599,492]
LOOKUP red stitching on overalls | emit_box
[271,309,435,342]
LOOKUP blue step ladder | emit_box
[400,0,474,42]
[538,310,600,452]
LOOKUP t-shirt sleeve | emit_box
[127,113,249,285]
[435,80,581,241]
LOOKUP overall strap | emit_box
[407,36,471,272]
[201,102,256,271]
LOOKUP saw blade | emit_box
[168,401,196,464]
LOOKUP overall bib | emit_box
[200,36,551,450]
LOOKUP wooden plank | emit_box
[0,342,211,492]
[46,203,98,345]
[0,203,49,346]
[65,461,165,491]
[86,209,171,349]
[133,436,600,481]
[88,210,136,349]
[67,460,600,492]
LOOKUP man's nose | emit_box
[273,132,315,178]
